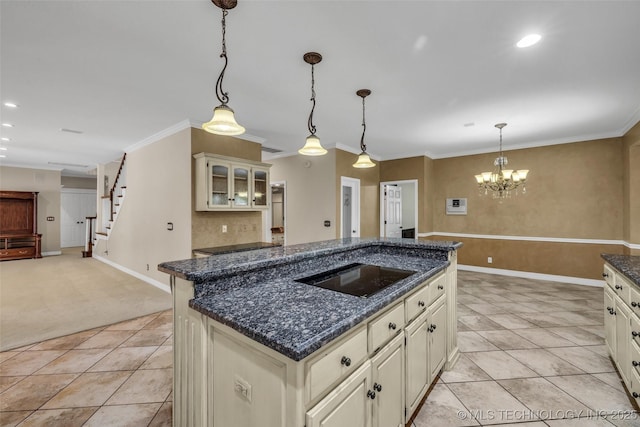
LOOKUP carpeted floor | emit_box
[0,248,172,351]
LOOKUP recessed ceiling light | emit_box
[1,137,9,142]
[517,34,542,48]
[2,123,13,128]
[463,122,475,127]
[4,102,19,108]
[48,161,89,168]
[0,147,7,151]
[0,154,6,158]
[60,128,83,134]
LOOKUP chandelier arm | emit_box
[308,64,317,135]
[215,9,230,105]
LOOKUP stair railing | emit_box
[109,153,127,221]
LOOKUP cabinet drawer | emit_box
[428,274,446,305]
[603,264,615,288]
[368,303,405,353]
[405,282,429,322]
[614,274,631,306]
[306,326,368,403]
[0,247,35,259]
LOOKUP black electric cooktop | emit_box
[296,263,416,298]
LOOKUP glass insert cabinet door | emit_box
[210,163,230,207]
[253,169,268,207]
[232,166,250,207]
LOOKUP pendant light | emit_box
[202,0,245,136]
[298,52,327,156]
[353,89,376,168]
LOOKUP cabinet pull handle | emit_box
[634,392,640,399]
[603,272,609,278]
[633,361,640,367]
[373,383,382,392]
[340,356,351,367]
[388,322,397,330]
[367,390,376,400]
[418,301,425,307]
[438,285,444,290]
[615,285,623,290]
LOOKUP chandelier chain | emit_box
[215,9,230,105]
[308,64,317,135]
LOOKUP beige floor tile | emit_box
[466,351,538,380]
[548,347,616,373]
[498,377,590,419]
[414,383,480,426]
[484,314,537,330]
[458,332,500,353]
[458,315,505,331]
[105,313,159,331]
[42,371,132,409]
[16,407,98,427]
[583,345,610,357]
[546,311,602,327]
[512,328,577,347]
[0,373,77,411]
[579,325,607,339]
[492,302,541,313]
[448,381,533,425]
[458,305,480,316]
[106,368,172,405]
[29,330,99,351]
[591,372,625,390]
[440,354,492,383]
[120,329,172,347]
[517,313,568,327]
[143,312,172,331]
[141,346,172,370]
[74,330,135,349]
[546,375,634,414]
[546,419,619,426]
[476,330,539,350]
[0,376,24,393]
[35,349,111,374]
[87,346,157,372]
[547,327,605,346]
[484,424,547,427]
[0,410,32,426]
[506,349,585,376]
[83,403,161,427]
[465,303,509,315]
[148,401,173,427]
[0,352,20,364]
[0,350,67,376]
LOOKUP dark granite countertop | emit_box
[193,242,281,256]
[159,238,461,361]
[602,254,640,287]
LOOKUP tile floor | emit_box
[0,271,639,426]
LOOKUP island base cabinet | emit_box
[429,298,447,380]
[306,361,373,427]
[371,334,405,427]
[604,286,616,358]
[615,302,631,385]
[405,310,429,418]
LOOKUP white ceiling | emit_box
[2,0,640,176]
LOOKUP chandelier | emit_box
[298,52,328,156]
[353,89,375,168]
[475,123,529,198]
[202,0,245,136]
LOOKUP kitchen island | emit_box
[160,238,461,427]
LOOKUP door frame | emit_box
[60,188,97,248]
[340,176,360,238]
[379,179,418,239]
[265,180,286,245]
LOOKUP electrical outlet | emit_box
[222,225,227,233]
[234,375,252,402]
[487,257,493,264]
[146,264,149,271]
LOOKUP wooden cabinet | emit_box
[0,191,42,261]
[194,153,271,211]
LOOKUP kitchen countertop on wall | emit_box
[602,254,640,286]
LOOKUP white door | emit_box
[61,190,96,248]
[341,177,360,238]
[384,185,402,238]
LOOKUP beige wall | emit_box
[623,121,640,254]
[190,128,264,249]
[0,166,61,254]
[270,150,337,245]
[96,128,192,285]
[61,176,97,190]
[335,149,380,238]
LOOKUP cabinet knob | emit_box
[602,272,609,278]
[367,390,376,400]
[373,383,382,392]
[340,356,351,367]
[431,324,437,331]
[418,301,425,307]
[633,302,639,308]
[615,285,623,290]
[388,322,397,330]
[634,392,640,399]
[633,331,639,338]
[438,285,444,290]
[633,361,640,367]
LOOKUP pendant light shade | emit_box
[352,89,375,168]
[203,0,245,136]
[299,52,327,156]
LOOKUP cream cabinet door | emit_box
[615,300,631,385]
[371,334,404,427]
[605,285,617,358]
[404,310,429,419]
[428,297,447,382]
[306,361,372,427]
[252,167,269,208]
[231,165,251,208]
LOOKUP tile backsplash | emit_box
[192,211,262,249]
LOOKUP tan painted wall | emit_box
[0,166,61,254]
[335,149,380,238]
[190,128,264,249]
[623,121,640,254]
[61,176,97,190]
[96,128,192,285]
[270,151,337,245]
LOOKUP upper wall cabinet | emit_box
[194,153,271,211]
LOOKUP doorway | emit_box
[379,180,418,239]
[61,189,97,248]
[269,181,286,246]
[340,177,360,238]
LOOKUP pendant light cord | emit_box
[215,9,230,106]
[308,64,317,135]
[360,96,367,152]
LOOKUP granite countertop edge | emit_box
[602,253,640,286]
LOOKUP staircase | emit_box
[96,153,127,242]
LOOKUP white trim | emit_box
[340,177,360,238]
[419,231,626,246]
[126,120,192,153]
[626,242,640,250]
[380,180,419,239]
[458,264,604,287]
[42,250,62,256]
[60,188,96,194]
[94,255,171,294]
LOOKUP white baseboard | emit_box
[42,251,62,256]
[458,264,604,288]
[93,255,171,294]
